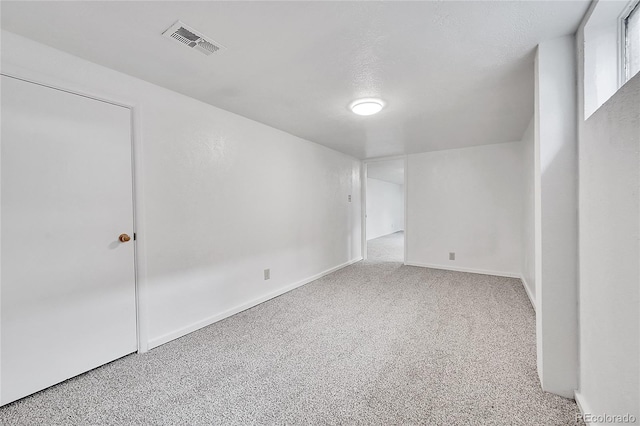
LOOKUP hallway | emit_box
[367,231,404,263]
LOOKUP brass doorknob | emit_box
[119,233,131,243]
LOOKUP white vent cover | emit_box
[162,21,226,56]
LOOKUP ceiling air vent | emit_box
[162,21,226,56]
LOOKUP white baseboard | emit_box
[148,257,363,350]
[404,261,520,279]
[519,274,536,311]
[574,391,592,424]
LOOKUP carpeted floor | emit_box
[1,232,583,425]
[367,230,405,262]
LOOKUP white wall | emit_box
[520,117,536,307]
[0,30,362,351]
[366,178,404,240]
[534,35,579,399]
[406,142,522,277]
[576,11,640,419]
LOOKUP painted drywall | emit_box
[366,178,404,240]
[406,142,522,277]
[534,36,579,399]
[520,117,536,307]
[577,71,640,426]
[576,9,640,419]
[367,159,405,185]
[0,30,362,351]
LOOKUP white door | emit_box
[1,75,137,405]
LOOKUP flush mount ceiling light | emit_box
[350,98,385,116]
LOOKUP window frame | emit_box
[621,0,640,83]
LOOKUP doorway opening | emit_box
[364,158,406,262]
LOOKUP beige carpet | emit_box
[1,231,583,425]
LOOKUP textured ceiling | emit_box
[1,1,591,159]
[367,160,405,185]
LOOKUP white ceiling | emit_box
[1,1,591,159]
[367,160,405,185]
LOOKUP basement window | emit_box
[583,0,640,118]
[625,1,640,81]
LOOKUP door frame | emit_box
[0,72,149,356]
[361,155,408,264]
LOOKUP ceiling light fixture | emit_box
[350,98,385,116]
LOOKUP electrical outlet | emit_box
[264,269,270,280]
[348,194,352,202]
[449,252,455,261]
